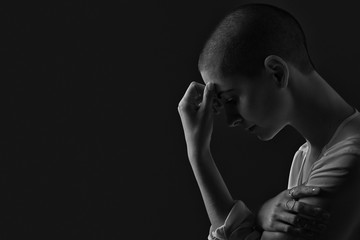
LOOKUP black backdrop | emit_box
[1,0,360,239]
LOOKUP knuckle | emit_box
[306,186,315,194]
[177,107,183,114]
[269,213,277,222]
[178,101,193,112]
[190,81,197,87]
[177,103,187,112]
[266,215,276,229]
[268,220,275,229]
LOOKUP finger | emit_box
[288,185,321,199]
[270,221,302,237]
[213,97,223,109]
[276,211,299,226]
[178,82,205,111]
[295,215,327,233]
[273,221,318,240]
[211,95,223,115]
[201,82,215,113]
[292,201,330,221]
[194,82,206,101]
[276,212,327,234]
[181,82,205,103]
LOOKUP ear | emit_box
[264,55,289,89]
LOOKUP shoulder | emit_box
[308,138,360,193]
[323,135,360,158]
[291,142,309,169]
[293,142,309,159]
[314,134,360,170]
[314,135,360,171]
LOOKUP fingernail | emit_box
[312,187,320,193]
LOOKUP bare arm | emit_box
[178,81,234,229]
[188,149,235,229]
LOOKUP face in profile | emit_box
[200,68,290,141]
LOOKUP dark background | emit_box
[1,0,360,239]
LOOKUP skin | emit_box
[178,54,360,239]
[200,55,354,146]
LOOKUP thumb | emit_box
[202,82,215,111]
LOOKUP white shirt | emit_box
[208,110,360,240]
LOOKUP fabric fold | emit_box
[208,201,261,240]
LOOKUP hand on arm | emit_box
[257,185,330,240]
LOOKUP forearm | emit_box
[188,147,235,229]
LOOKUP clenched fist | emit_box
[178,82,221,156]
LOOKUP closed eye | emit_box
[225,97,235,103]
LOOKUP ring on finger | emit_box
[285,198,296,211]
[288,188,296,199]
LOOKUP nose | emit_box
[224,103,244,127]
[224,104,244,127]
[227,115,244,127]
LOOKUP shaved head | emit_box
[198,3,315,78]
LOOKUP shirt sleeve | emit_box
[208,200,261,240]
[306,138,360,193]
[304,138,360,239]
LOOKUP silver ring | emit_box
[285,198,296,211]
[288,188,296,199]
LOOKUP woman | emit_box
[178,3,360,240]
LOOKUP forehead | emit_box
[200,69,248,94]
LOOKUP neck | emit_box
[289,70,354,152]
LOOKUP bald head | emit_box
[198,3,315,78]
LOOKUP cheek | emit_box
[263,93,287,127]
[238,96,263,122]
[245,89,283,125]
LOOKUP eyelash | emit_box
[225,97,234,103]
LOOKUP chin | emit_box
[256,127,282,141]
[257,134,275,141]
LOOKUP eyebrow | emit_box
[217,89,234,98]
